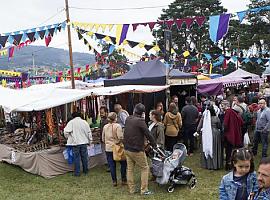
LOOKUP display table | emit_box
[0,144,107,178]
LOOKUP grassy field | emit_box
[0,149,264,200]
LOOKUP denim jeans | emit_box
[73,144,88,176]
[252,131,269,157]
[105,151,127,183]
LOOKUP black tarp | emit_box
[104,59,195,87]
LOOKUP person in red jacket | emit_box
[221,100,244,170]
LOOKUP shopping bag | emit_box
[244,132,250,147]
[112,143,126,161]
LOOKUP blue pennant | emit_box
[8,35,14,44]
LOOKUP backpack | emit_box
[238,105,252,125]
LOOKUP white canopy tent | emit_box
[0,85,169,113]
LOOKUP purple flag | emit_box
[209,14,231,43]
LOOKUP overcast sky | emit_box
[0,0,250,56]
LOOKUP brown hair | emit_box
[231,147,255,173]
[168,103,177,113]
[107,112,117,123]
[150,110,162,122]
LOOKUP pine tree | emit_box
[154,0,227,54]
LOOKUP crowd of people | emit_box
[63,89,270,198]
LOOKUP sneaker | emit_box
[141,190,154,195]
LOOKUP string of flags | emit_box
[237,5,270,23]
[0,22,66,48]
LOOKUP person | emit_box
[155,102,165,119]
[163,102,182,152]
[148,110,165,149]
[221,100,244,170]
[114,104,129,129]
[64,112,92,176]
[253,156,270,199]
[123,103,156,195]
[197,105,223,170]
[99,106,109,141]
[181,97,199,155]
[102,112,127,187]
[233,96,248,115]
[252,98,270,158]
[219,148,258,200]
[248,97,259,143]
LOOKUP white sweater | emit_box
[64,117,92,146]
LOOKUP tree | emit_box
[154,0,227,55]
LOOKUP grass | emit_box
[0,148,265,200]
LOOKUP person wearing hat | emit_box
[123,103,156,195]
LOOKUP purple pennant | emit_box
[119,24,129,45]
[0,35,9,47]
[209,14,231,43]
[217,14,231,41]
[148,22,157,31]
[183,18,195,29]
[175,19,184,29]
[195,16,206,27]
[132,24,139,31]
[165,20,175,29]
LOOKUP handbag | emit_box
[111,124,126,161]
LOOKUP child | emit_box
[219,148,258,200]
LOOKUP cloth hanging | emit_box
[201,110,213,158]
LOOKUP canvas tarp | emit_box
[0,144,107,178]
[0,85,169,112]
[104,59,196,86]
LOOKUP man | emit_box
[233,96,248,115]
[123,103,156,195]
[114,104,129,129]
[252,99,270,157]
[99,106,109,138]
[64,112,92,176]
[221,100,244,170]
[171,95,179,111]
[254,157,270,199]
[181,96,199,156]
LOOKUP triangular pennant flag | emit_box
[175,19,184,29]
[83,38,88,45]
[257,58,263,64]
[243,58,250,63]
[45,35,52,47]
[144,44,154,51]
[48,28,55,37]
[57,25,62,32]
[209,14,231,43]
[77,32,83,40]
[203,53,212,60]
[165,20,175,29]
[108,45,115,55]
[195,16,206,27]
[26,32,36,42]
[39,26,46,31]
[157,21,164,26]
[94,24,100,31]
[148,22,157,31]
[127,40,139,48]
[104,36,111,42]
[237,11,247,23]
[183,18,195,29]
[12,34,23,45]
[21,33,28,43]
[38,30,46,39]
[238,57,244,63]
[116,24,129,45]
[132,23,140,31]
[61,22,66,30]
[45,29,49,37]
[108,24,114,31]
[250,57,257,63]
[95,33,105,40]
[0,35,9,47]
[138,42,145,48]
[100,24,107,32]
[183,51,190,57]
[34,32,40,40]
[109,36,116,44]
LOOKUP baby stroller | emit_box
[149,143,197,193]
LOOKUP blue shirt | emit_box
[256,107,270,132]
[254,188,270,200]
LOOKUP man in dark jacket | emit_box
[123,103,156,195]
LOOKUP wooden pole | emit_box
[65,0,75,89]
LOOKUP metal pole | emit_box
[65,0,75,89]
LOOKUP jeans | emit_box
[105,151,127,183]
[252,131,269,157]
[125,150,149,194]
[183,126,196,154]
[73,144,88,176]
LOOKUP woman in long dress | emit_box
[197,105,223,170]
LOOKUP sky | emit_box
[0,0,251,58]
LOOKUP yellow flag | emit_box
[209,63,213,74]
[183,51,190,57]
[100,24,107,32]
[108,24,114,31]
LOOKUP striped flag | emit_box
[209,14,231,43]
[116,24,129,45]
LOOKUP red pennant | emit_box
[157,21,164,26]
[67,70,71,75]
[86,64,90,72]
[195,16,206,27]
[77,68,81,73]
[148,22,157,31]
[175,19,184,29]
[58,71,63,76]
[183,18,195,29]
[165,20,175,29]
[223,60,227,69]
[132,23,140,31]
[45,35,52,47]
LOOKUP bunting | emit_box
[209,14,231,43]
[237,5,270,23]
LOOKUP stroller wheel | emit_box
[167,185,175,193]
[189,177,197,189]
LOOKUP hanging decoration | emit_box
[209,14,231,43]
[0,21,66,48]
[237,5,270,23]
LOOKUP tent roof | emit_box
[104,59,195,86]
[222,68,260,79]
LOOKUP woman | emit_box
[148,110,165,149]
[155,102,165,120]
[102,112,127,186]
[163,103,182,152]
[197,105,223,170]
